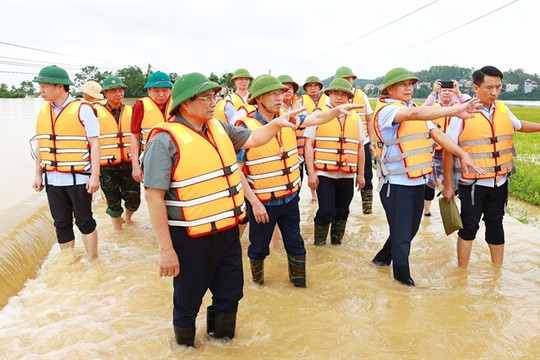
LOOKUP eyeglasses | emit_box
[196,93,220,103]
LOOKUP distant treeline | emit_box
[1,65,539,100]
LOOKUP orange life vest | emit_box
[314,106,361,174]
[140,96,172,151]
[147,119,246,237]
[237,116,301,202]
[352,88,369,138]
[374,102,433,179]
[228,92,250,110]
[300,94,328,114]
[456,101,515,180]
[95,104,132,166]
[32,100,91,173]
[214,99,230,123]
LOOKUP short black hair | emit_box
[472,66,503,86]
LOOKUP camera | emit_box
[440,81,453,89]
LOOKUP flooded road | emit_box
[1,98,540,359]
[1,183,540,359]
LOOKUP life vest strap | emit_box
[454,160,514,174]
[468,147,514,159]
[170,163,239,188]
[382,132,430,146]
[381,147,432,164]
[245,162,300,181]
[458,134,513,147]
[250,177,301,195]
[377,159,432,177]
[165,183,243,207]
[244,148,298,167]
[167,203,246,228]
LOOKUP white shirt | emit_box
[445,102,521,188]
[44,95,100,186]
[376,99,436,186]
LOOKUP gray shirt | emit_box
[143,115,251,220]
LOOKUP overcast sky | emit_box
[1,0,538,88]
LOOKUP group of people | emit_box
[30,63,540,347]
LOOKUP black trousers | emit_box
[373,183,424,283]
[171,226,243,329]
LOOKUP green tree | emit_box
[0,83,24,98]
[74,66,112,87]
[16,80,36,97]
[116,65,146,98]
[169,72,180,83]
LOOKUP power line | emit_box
[290,0,440,68]
[356,0,519,72]
[0,41,120,64]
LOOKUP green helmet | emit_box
[248,75,288,105]
[231,68,253,81]
[381,67,418,95]
[145,71,173,89]
[302,76,323,91]
[102,76,127,91]
[335,66,357,80]
[169,72,221,115]
[324,77,354,98]
[32,65,74,86]
[277,75,299,94]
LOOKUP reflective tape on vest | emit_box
[244,148,298,167]
[170,163,239,188]
[167,203,246,228]
[165,183,243,208]
[249,176,301,195]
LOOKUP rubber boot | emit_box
[361,189,373,214]
[330,219,347,245]
[174,326,195,347]
[287,253,306,288]
[250,259,264,285]
[211,312,237,340]
[314,223,330,246]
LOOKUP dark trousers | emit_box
[46,184,97,243]
[373,183,424,283]
[171,226,243,329]
[458,182,507,245]
[363,142,373,190]
[247,193,306,260]
[314,176,354,226]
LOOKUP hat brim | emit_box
[145,81,173,89]
[381,76,418,95]
[168,81,221,116]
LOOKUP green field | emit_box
[368,99,540,206]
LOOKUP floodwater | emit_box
[1,99,540,359]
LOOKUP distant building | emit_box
[524,79,538,94]
[506,83,519,93]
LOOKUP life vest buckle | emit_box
[282,167,291,175]
[233,206,243,216]
[376,142,384,148]
[285,183,294,190]
[281,152,289,160]
[489,136,498,144]
[228,185,239,196]
[492,150,500,157]
[493,165,502,172]
[336,149,345,155]
[223,165,233,176]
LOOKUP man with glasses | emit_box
[130,71,173,183]
[215,68,254,124]
[143,73,304,347]
[304,77,366,247]
[371,67,483,286]
[236,75,364,288]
